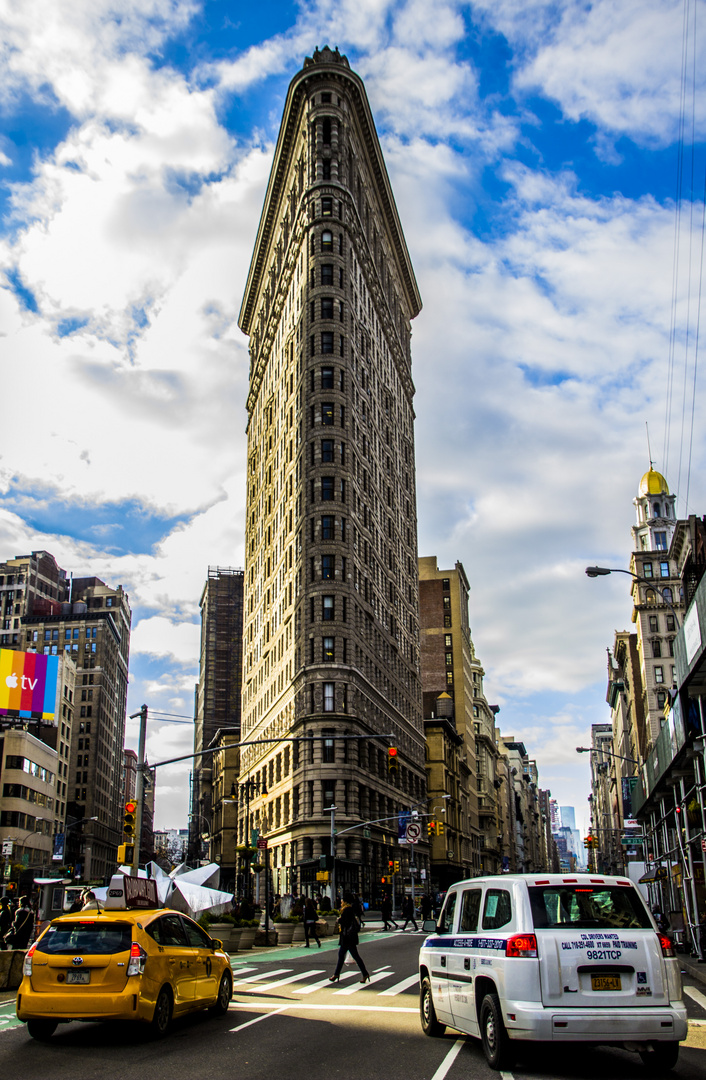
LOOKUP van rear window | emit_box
[529,886,651,930]
[36,921,132,955]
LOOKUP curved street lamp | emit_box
[576,746,640,767]
[585,566,681,626]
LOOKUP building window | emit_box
[657,690,666,709]
[442,578,450,590]
[321,515,334,540]
[660,561,670,578]
[473,705,479,717]
[666,615,675,631]
[321,264,333,285]
[445,652,452,666]
[446,671,454,686]
[323,683,335,711]
[649,615,659,632]
[321,230,333,251]
[443,596,450,610]
[444,614,451,628]
[662,587,673,603]
[322,402,334,425]
[322,555,334,579]
[654,666,664,684]
[321,439,334,462]
[323,637,334,661]
[321,196,332,215]
[642,562,653,578]
[323,596,334,620]
[321,331,334,354]
[321,299,334,320]
[321,365,334,387]
[445,634,452,647]
[653,503,661,518]
[323,732,335,762]
[322,476,334,501]
[322,159,331,180]
[653,640,661,657]
[655,532,667,550]
[322,118,331,144]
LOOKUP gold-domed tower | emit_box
[632,466,676,553]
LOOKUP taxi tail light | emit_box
[127,941,147,976]
[506,933,538,958]
[658,933,675,957]
[23,941,38,977]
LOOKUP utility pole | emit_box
[131,704,147,875]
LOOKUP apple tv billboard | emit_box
[0,649,59,719]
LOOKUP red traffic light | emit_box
[387,747,398,757]
[125,800,137,814]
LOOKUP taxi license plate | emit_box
[591,974,621,992]
[66,970,90,984]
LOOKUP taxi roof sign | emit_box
[104,873,159,910]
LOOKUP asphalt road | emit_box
[1,930,705,1079]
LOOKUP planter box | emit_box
[238,927,257,950]
[274,923,296,945]
[254,929,278,947]
[292,924,305,942]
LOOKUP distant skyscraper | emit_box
[237,47,426,899]
[191,566,244,866]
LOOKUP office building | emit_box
[237,47,426,901]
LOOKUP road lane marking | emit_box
[379,974,420,996]
[255,970,325,992]
[294,970,359,993]
[334,969,393,995]
[430,1037,465,1080]
[233,968,292,986]
[230,1005,290,1031]
[684,985,706,1011]
[229,1002,418,1014]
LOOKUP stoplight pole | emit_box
[130,704,148,875]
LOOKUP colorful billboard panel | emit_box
[0,649,59,719]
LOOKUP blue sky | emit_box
[1,0,704,830]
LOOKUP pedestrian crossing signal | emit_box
[117,843,135,865]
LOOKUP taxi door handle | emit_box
[440,956,446,968]
[464,958,470,970]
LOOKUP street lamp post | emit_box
[585,566,681,626]
[239,778,267,903]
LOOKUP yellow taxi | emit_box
[17,875,233,1040]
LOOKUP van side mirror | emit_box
[422,919,437,934]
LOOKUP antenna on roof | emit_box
[646,421,654,469]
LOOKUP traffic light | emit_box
[117,843,135,865]
[394,860,400,873]
[123,800,138,839]
[6,881,17,895]
[428,820,436,836]
[387,746,399,774]
[319,853,333,870]
[584,836,592,849]
[437,821,444,836]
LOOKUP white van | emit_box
[418,873,688,1072]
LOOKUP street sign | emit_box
[621,837,643,845]
[1,840,12,856]
[624,819,640,830]
[257,838,268,850]
[701,838,706,853]
[405,822,421,844]
[363,828,371,839]
[316,871,329,882]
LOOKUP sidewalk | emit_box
[681,954,706,988]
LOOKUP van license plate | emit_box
[591,974,621,992]
[66,970,90,984]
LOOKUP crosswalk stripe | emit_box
[334,969,391,995]
[256,970,325,992]
[294,970,358,994]
[233,968,292,986]
[378,974,420,996]
[684,985,706,1012]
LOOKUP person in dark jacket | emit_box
[329,892,369,983]
[420,894,433,922]
[303,897,321,948]
[381,893,397,931]
[5,895,34,949]
[0,897,13,949]
[400,894,418,931]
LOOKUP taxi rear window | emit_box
[529,886,652,930]
[36,921,133,955]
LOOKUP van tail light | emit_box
[127,942,147,976]
[23,942,38,977]
[658,933,675,958]
[506,933,538,958]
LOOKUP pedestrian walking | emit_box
[400,894,418,931]
[352,893,365,928]
[420,894,433,923]
[329,891,370,984]
[4,895,34,949]
[0,897,12,949]
[381,892,397,931]
[303,897,321,948]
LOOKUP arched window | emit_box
[653,503,661,517]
